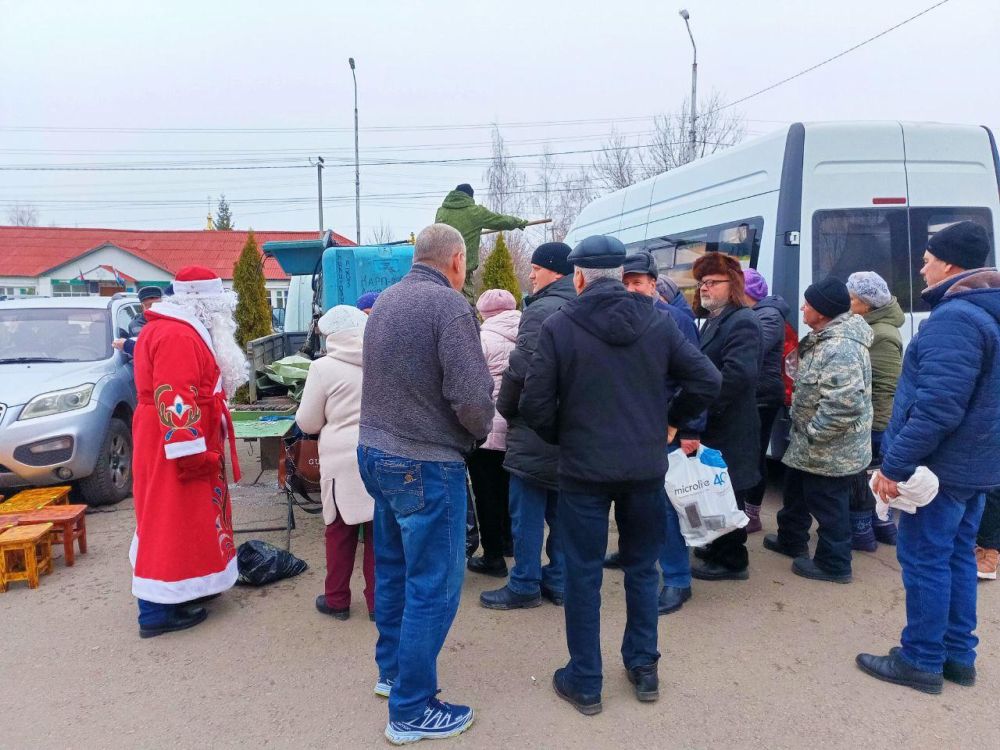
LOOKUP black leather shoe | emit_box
[552,667,602,715]
[762,533,807,559]
[692,546,711,561]
[603,551,622,569]
[856,651,943,694]
[890,647,975,686]
[792,556,851,584]
[139,607,208,638]
[184,593,220,606]
[541,586,564,606]
[657,585,692,615]
[626,663,659,702]
[691,560,749,581]
[479,585,542,610]
[315,595,350,620]
[466,555,508,578]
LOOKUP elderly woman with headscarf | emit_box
[846,271,904,549]
[296,305,375,621]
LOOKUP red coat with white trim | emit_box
[129,309,239,603]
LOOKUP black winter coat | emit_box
[519,279,721,492]
[699,304,763,491]
[751,295,790,407]
[496,274,578,488]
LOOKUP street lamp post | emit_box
[679,9,697,163]
[349,57,360,245]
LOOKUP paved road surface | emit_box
[3,469,997,749]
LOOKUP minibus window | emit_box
[812,209,912,309]
[909,208,994,312]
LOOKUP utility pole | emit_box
[312,156,325,235]
[680,9,698,163]
[349,57,361,245]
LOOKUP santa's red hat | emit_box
[172,266,225,297]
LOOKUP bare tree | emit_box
[531,147,559,243]
[7,203,39,226]
[550,168,599,243]
[367,217,395,245]
[484,125,527,217]
[592,127,641,191]
[645,91,747,173]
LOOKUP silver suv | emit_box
[0,295,140,505]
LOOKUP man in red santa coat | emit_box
[129,266,249,637]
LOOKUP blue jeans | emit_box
[897,486,986,673]
[137,599,173,627]
[559,486,666,695]
[508,475,564,596]
[357,446,468,722]
[658,502,691,588]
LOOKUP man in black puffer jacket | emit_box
[519,235,720,715]
[479,242,577,609]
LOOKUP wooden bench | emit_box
[5,505,88,566]
[0,522,54,591]
[0,485,72,515]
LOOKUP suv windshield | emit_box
[0,308,112,362]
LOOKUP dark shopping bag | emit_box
[236,539,308,586]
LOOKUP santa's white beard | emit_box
[159,293,250,396]
[206,313,250,396]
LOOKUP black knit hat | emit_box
[623,250,658,279]
[927,221,991,270]
[530,242,573,276]
[568,235,627,269]
[804,276,851,319]
[455,183,474,197]
[137,285,164,302]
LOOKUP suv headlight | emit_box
[18,384,95,420]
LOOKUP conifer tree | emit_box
[479,233,522,308]
[233,229,272,349]
[215,195,234,230]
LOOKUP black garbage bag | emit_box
[236,540,308,586]
[465,474,479,559]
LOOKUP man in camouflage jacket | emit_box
[764,277,873,583]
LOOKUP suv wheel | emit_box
[79,417,132,506]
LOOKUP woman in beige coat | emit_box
[295,305,374,621]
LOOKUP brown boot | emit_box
[744,502,762,534]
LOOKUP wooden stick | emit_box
[481,218,552,236]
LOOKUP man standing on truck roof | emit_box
[435,183,529,304]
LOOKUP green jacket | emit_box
[863,298,904,431]
[434,191,527,270]
[782,312,873,477]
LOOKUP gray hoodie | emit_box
[359,263,495,462]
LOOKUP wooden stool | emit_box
[0,485,72,515]
[0,523,53,591]
[7,505,88,566]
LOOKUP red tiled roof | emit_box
[0,225,354,280]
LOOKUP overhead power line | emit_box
[713,0,952,112]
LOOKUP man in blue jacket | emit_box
[859,221,1000,694]
[519,236,721,715]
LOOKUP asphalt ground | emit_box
[3,453,998,749]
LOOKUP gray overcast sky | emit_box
[2,0,998,240]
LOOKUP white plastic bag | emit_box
[664,445,748,547]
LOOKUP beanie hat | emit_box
[530,242,573,276]
[927,220,991,270]
[804,277,851,319]
[163,283,174,297]
[476,288,517,319]
[137,285,164,302]
[656,276,680,301]
[456,183,474,197]
[846,271,891,309]
[318,305,368,336]
[568,235,626,269]
[622,251,658,279]
[743,268,769,301]
[356,291,379,311]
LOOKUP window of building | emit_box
[271,289,287,309]
[626,216,764,305]
[0,286,37,298]
[52,282,93,297]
